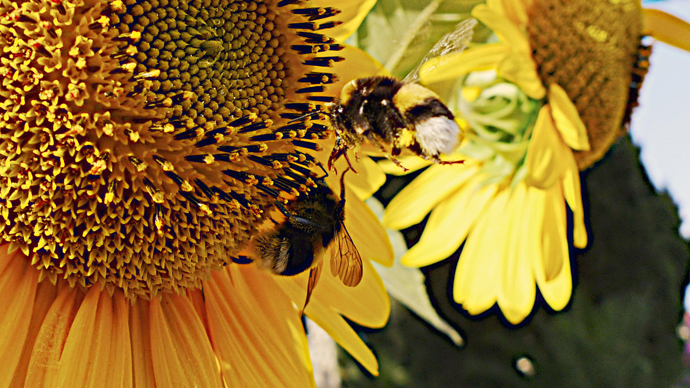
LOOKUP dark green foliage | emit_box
[341,136,689,388]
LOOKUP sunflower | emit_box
[384,0,689,324]
[0,0,393,385]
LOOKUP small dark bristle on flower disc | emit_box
[0,0,343,298]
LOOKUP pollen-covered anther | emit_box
[121,62,137,72]
[272,161,283,169]
[249,204,262,217]
[134,69,160,80]
[125,128,140,142]
[128,156,147,172]
[180,181,193,192]
[153,156,174,171]
[245,175,260,186]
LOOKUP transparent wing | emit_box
[303,262,322,311]
[330,223,363,287]
[403,18,477,84]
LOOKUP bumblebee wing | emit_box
[330,223,363,287]
[304,263,322,311]
[403,18,477,84]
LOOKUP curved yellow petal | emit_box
[129,300,156,388]
[419,43,510,85]
[496,51,546,99]
[0,246,38,387]
[384,164,480,230]
[472,4,530,53]
[534,184,572,310]
[453,189,511,314]
[322,44,385,99]
[524,105,569,189]
[495,0,528,27]
[402,174,498,268]
[9,280,58,387]
[204,266,315,388]
[344,188,394,266]
[561,152,588,248]
[54,288,132,388]
[309,248,390,328]
[643,8,690,53]
[497,183,538,324]
[25,287,83,387]
[548,84,591,151]
[377,156,432,175]
[273,275,380,376]
[149,294,223,388]
[311,0,377,43]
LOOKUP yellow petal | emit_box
[524,105,569,189]
[129,300,156,388]
[0,246,38,387]
[274,275,380,376]
[311,0,377,43]
[54,288,133,388]
[496,51,546,99]
[322,44,385,99]
[25,287,83,387]
[496,0,528,27]
[204,265,315,388]
[534,184,572,310]
[548,84,591,151]
[472,4,530,53]
[308,249,390,328]
[384,164,480,230]
[8,280,57,388]
[345,188,394,266]
[453,189,511,314]
[497,184,538,324]
[149,294,223,388]
[402,173,498,268]
[561,153,588,248]
[419,43,510,85]
[643,8,690,53]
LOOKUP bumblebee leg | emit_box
[338,167,351,205]
[427,153,465,166]
[376,142,409,172]
[328,132,358,173]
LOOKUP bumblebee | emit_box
[326,76,463,172]
[318,19,477,172]
[255,169,362,308]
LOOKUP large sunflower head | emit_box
[0,0,357,298]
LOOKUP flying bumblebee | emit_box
[255,169,362,308]
[321,18,477,172]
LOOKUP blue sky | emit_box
[630,0,690,238]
